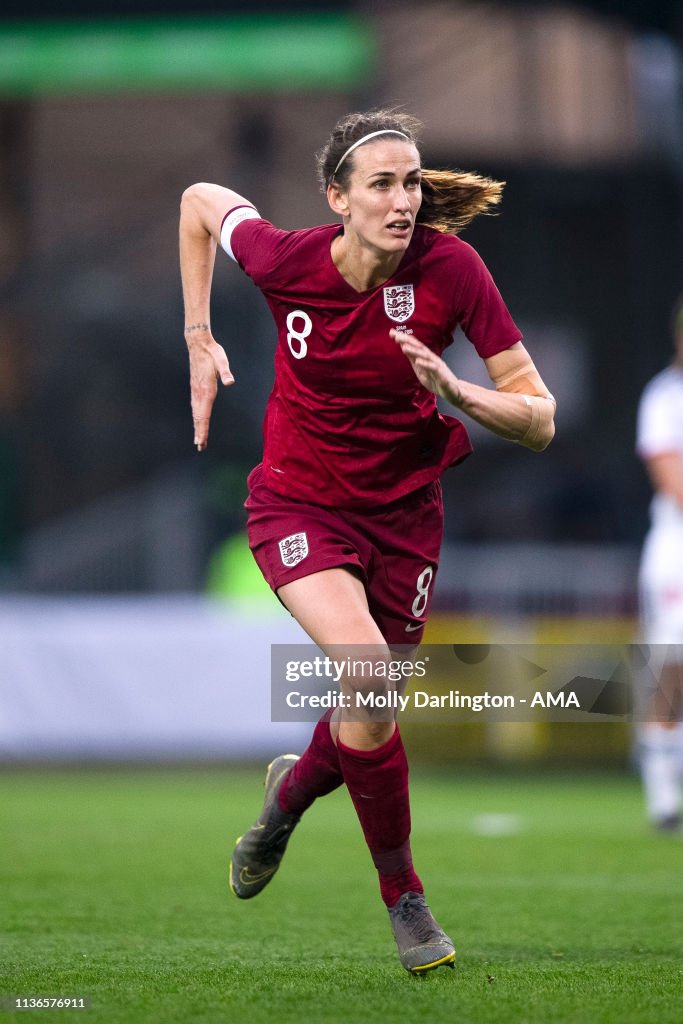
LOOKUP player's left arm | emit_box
[392,333,555,452]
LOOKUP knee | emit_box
[339,718,395,750]
[361,720,395,745]
[339,649,398,748]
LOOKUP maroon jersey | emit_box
[221,206,521,508]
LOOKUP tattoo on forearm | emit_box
[184,322,210,334]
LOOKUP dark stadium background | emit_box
[2,0,681,33]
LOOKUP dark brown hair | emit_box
[316,108,504,236]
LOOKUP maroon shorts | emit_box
[245,464,443,646]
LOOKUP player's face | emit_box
[332,139,422,256]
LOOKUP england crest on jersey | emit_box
[383,284,415,324]
[279,532,309,567]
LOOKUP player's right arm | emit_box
[179,183,252,450]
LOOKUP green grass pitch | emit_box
[1,764,682,1024]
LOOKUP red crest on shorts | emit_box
[383,284,415,324]
[279,531,309,567]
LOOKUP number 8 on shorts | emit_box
[411,566,434,618]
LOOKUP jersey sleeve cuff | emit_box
[220,205,261,261]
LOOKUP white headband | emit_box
[333,130,410,177]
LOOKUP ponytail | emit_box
[418,168,505,235]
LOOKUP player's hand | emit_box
[391,330,462,405]
[186,331,234,451]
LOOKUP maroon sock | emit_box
[278,709,344,815]
[337,727,423,907]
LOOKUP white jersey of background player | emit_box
[636,296,683,831]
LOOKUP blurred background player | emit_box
[636,294,683,832]
[179,109,555,973]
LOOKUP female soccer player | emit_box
[636,295,683,832]
[179,109,555,974]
